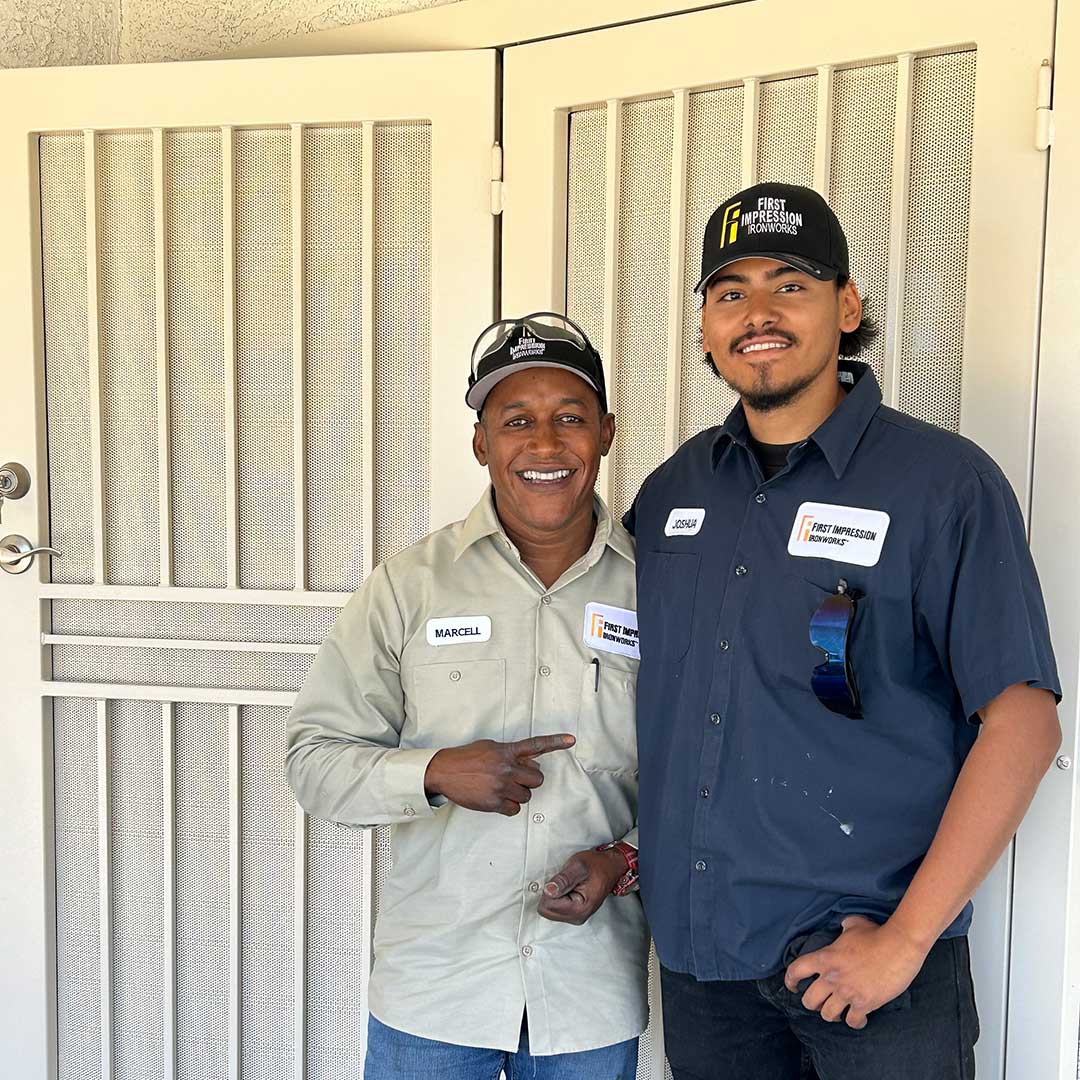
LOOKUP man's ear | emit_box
[600,412,615,457]
[472,419,488,466]
[839,278,862,334]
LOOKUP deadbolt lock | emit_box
[0,462,30,523]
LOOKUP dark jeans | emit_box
[661,935,979,1080]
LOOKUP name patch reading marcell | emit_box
[664,508,706,537]
[583,603,640,660]
[426,616,492,647]
[787,502,890,567]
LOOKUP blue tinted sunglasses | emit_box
[809,579,863,719]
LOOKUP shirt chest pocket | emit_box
[405,658,506,747]
[574,659,638,773]
[638,551,700,662]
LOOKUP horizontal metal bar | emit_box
[42,635,322,655]
[40,584,351,607]
[39,682,297,707]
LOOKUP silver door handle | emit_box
[0,534,62,575]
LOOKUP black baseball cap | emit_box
[466,312,608,413]
[695,182,849,292]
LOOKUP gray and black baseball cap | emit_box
[696,182,850,292]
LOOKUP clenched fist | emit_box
[424,733,575,816]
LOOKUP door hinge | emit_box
[1036,59,1054,151]
[490,142,504,216]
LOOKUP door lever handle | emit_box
[0,534,62,575]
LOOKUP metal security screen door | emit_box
[502,1,1067,1078]
[0,52,494,1080]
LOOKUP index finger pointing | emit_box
[511,733,576,759]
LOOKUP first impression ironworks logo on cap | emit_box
[509,327,546,362]
[724,194,805,246]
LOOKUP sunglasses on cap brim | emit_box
[468,311,593,383]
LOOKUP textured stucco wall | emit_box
[0,0,461,67]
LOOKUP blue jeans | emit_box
[365,1014,639,1080]
[661,934,979,1080]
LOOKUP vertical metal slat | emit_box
[221,127,240,589]
[599,98,623,503]
[162,702,176,1080]
[152,129,173,587]
[293,806,307,1080]
[228,703,241,1080]
[361,121,376,581]
[741,79,760,188]
[665,89,689,457]
[97,699,113,1080]
[884,53,915,408]
[83,130,107,585]
[291,124,308,592]
[813,65,835,197]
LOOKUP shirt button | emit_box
[532,812,545,824]
[403,805,415,816]
[734,564,748,577]
[718,639,730,651]
[539,665,551,677]
[709,713,722,725]
[528,882,541,893]
[695,860,707,872]
[541,595,552,605]
[755,493,767,504]
[700,788,710,798]
[449,670,461,682]
[521,945,533,957]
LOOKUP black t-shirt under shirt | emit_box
[747,434,798,480]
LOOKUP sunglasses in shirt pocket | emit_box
[637,551,700,663]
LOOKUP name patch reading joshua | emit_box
[664,508,706,537]
[787,502,890,567]
[583,603,640,660]
[426,616,492,647]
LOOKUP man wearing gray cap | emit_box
[625,183,1060,1079]
[287,313,647,1079]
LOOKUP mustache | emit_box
[729,329,797,352]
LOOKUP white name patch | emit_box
[426,615,491,647]
[664,507,706,537]
[787,502,890,567]
[583,603,640,660]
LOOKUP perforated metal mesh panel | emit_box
[373,122,431,565]
[305,126,367,592]
[41,134,95,585]
[757,74,818,187]
[51,599,339,643]
[680,85,744,444]
[241,706,295,1080]
[52,644,313,692]
[307,817,368,1080]
[829,62,897,386]
[899,52,976,431]
[99,132,161,586]
[53,698,102,1080]
[108,700,164,1080]
[166,129,227,589]
[566,106,607,355]
[175,702,229,1080]
[235,128,296,590]
[611,98,673,522]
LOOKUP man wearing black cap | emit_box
[624,183,1061,1078]
[287,313,648,1078]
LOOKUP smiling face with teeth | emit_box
[701,256,861,417]
[473,367,614,564]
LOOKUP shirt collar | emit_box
[453,486,634,565]
[711,360,882,479]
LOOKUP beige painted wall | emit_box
[0,0,462,67]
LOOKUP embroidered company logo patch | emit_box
[583,603,640,660]
[787,502,890,567]
[719,201,741,248]
[426,615,492,647]
[509,327,546,361]
[738,195,804,240]
[664,508,706,536]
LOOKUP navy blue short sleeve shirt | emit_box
[624,360,1060,981]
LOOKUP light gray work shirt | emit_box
[286,489,649,1055]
